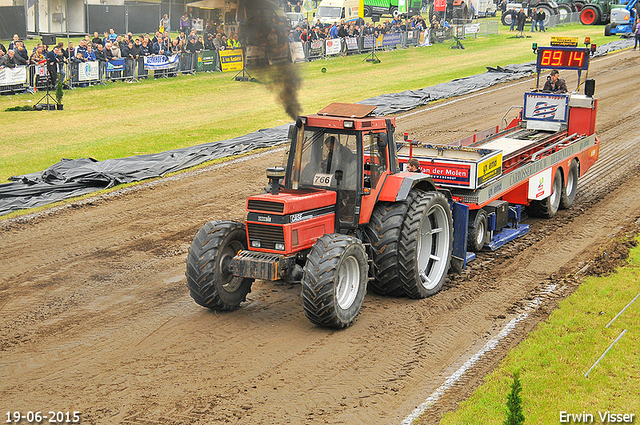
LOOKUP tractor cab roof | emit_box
[303,103,393,131]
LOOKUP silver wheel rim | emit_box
[475,217,485,248]
[221,240,243,293]
[336,255,360,309]
[558,8,568,21]
[550,172,562,209]
[416,203,450,291]
[566,167,576,196]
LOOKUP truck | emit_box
[363,0,423,18]
[604,0,638,35]
[185,44,600,329]
[315,0,360,25]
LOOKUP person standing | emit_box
[537,8,546,32]
[46,46,60,89]
[634,18,640,50]
[530,8,538,31]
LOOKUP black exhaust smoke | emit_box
[239,0,302,120]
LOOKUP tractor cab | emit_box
[275,103,398,232]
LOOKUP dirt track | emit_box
[2,50,640,425]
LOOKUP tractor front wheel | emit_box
[400,191,454,299]
[185,220,254,310]
[302,234,369,328]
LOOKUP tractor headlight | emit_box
[251,240,261,248]
[275,243,285,251]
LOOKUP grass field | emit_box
[0,23,609,183]
[438,237,640,425]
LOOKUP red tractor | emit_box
[186,103,455,328]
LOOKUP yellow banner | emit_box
[477,153,503,185]
[550,36,578,47]
[219,49,244,72]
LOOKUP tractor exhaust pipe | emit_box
[291,117,305,190]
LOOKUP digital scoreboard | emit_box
[536,46,590,71]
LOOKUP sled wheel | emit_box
[302,234,368,329]
[185,220,254,310]
[560,160,579,209]
[467,209,488,252]
[400,191,454,299]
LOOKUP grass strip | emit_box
[437,236,640,425]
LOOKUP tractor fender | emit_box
[377,173,439,202]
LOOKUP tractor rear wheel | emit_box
[364,194,414,296]
[302,234,368,328]
[400,191,454,299]
[185,220,254,310]
[467,209,488,252]
[558,4,572,22]
[560,160,579,209]
[501,12,512,26]
[580,6,600,25]
[526,168,563,218]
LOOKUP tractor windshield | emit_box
[293,128,359,192]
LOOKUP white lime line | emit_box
[401,283,557,425]
[584,329,627,378]
[605,291,640,328]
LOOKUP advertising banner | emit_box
[78,61,99,81]
[219,48,244,72]
[106,58,125,73]
[144,54,180,71]
[377,33,402,48]
[363,35,375,50]
[434,0,446,12]
[289,42,305,63]
[345,37,358,51]
[197,50,218,72]
[0,66,27,85]
[523,93,568,122]
[419,30,431,46]
[528,167,553,200]
[477,153,503,186]
[325,38,341,55]
[309,39,323,56]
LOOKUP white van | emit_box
[315,0,360,25]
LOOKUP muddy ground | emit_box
[1,50,640,425]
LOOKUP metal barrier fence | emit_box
[1,25,500,95]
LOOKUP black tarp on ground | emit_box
[0,40,632,216]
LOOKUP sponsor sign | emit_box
[78,60,99,81]
[219,48,244,72]
[345,37,358,51]
[550,36,578,47]
[325,38,342,55]
[144,54,180,71]
[464,23,480,34]
[0,65,27,85]
[434,0,446,12]
[528,167,553,200]
[419,30,431,46]
[309,39,323,56]
[106,58,125,73]
[377,33,402,47]
[477,152,503,186]
[524,92,568,122]
[413,162,473,187]
[289,42,305,62]
[197,50,218,71]
[363,35,375,49]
